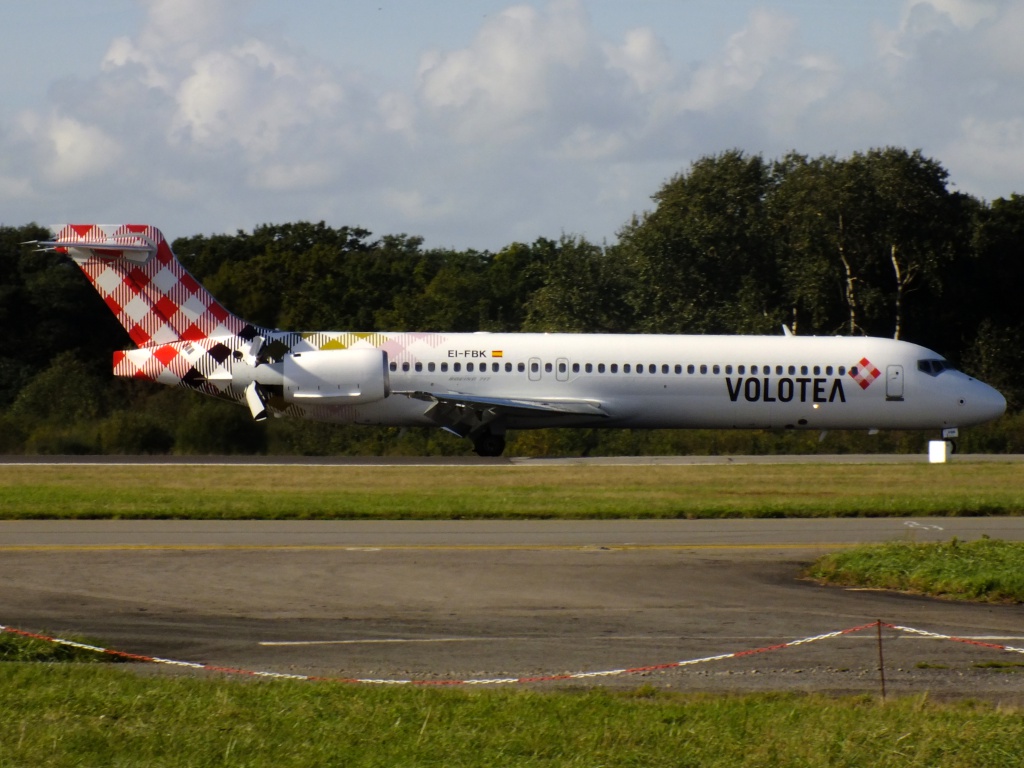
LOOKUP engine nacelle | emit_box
[282,348,390,404]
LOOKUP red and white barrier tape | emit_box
[1,620,1020,685]
[887,623,1024,655]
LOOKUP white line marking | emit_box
[898,635,1024,641]
[259,638,498,646]
[260,634,1024,647]
[903,521,944,531]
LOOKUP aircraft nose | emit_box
[961,380,1006,424]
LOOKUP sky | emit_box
[2,0,1022,251]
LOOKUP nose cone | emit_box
[962,380,1007,425]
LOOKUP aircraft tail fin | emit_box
[32,224,255,347]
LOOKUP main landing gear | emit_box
[472,428,506,457]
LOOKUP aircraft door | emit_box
[886,365,904,401]
[556,358,569,382]
[529,357,542,382]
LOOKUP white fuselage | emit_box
[283,332,1005,432]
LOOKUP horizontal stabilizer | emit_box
[30,239,154,254]
[34,224,251,347]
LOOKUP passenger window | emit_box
[826,365,833,375]
[838,366,845,376]
[725,365,733,375]
[518,362,525,373]
[752,365,759,375]
[788,365,796,375]
[688,364,695,374]
[389,362,397,372]
[531,362,539,373]
[674,364,682,374]
[700,364,708,374]
[441,363,448,372]
[598,363,606,373]
[801,366,809,375]
[545,362,553,373]
[572,363,580,373]
[738,365,745,375]
[776,365,783,375]
[713,365,720,374]
[624,364,632,373]
[559,362,567,374]
[454,363,461,372]
[610,364,619,373]
[505,362,512,372]
[813,365,821,375]
[651,364,658,374]
[585,363,593,373]
[428,362,436,372]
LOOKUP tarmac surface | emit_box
[3,512,1024,698]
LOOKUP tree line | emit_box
[2,147,1023,456]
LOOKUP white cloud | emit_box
[1,0,1023,249]
[906,0,999,30]
[681,9,797,112]
[944,116,1024,196]
[980,1,1024,74]
[170,40,346,159]
[36,115,124,185]
[416,0,599,143]
[603,27,675,95]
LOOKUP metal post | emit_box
[877,620,887,701]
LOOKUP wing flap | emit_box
[398,390,608,419]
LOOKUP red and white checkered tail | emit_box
[42,224,250,347]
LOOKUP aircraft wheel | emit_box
[473,430,506,457]
[946,438,958,455]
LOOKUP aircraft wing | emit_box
[397,390,609,420]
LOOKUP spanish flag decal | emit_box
[492,350,504,358]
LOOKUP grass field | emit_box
[806,538,1024,602]
[0,631,117,663]
[1,665,1022,767]
[5,461,1024,766]
[2,462,1024,519]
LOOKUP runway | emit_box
[3,453,1024,466]
[3,518,1024,697]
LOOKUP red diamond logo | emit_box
[849,357,881,389]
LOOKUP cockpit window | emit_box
[917,359,949,376]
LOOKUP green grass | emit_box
[5,466,1024,765]
[806,538,1024,602]
[0,631,118,664]
[2,463,1024,519]
[0,665,1022,767]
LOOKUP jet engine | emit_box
[235,347,390,421]
[282,348,390,403]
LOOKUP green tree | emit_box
[524,235,630,332]
[844,148,964,340]
[616,150,780,334]
[176,222,378,330]
[767,153,847,335]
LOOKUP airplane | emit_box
[31,224,1006,456]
